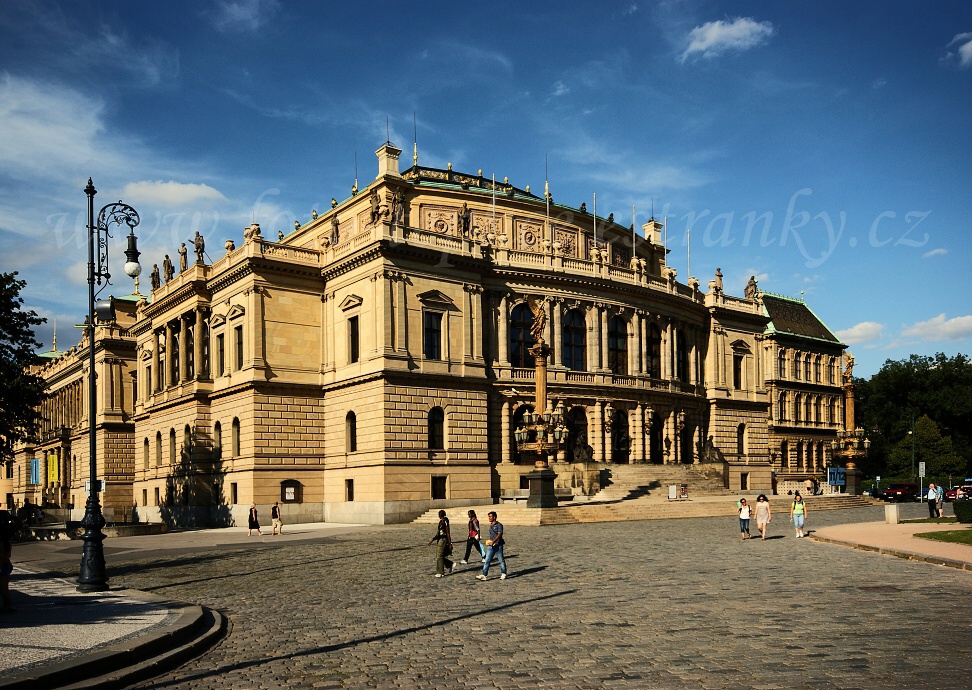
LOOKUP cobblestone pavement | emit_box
[111,504,972,690]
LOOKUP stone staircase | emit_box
[589,463,733,503]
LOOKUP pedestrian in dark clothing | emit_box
[460,509,486,564]
[248,504,263,536]
[1,512,14,613]
[428,510,454,577]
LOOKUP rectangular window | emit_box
[732,354,743,390]
[145,365,152,398]
[431,475,447,500]
[234,326,244,370]
[345,478,355,502]
[231,482,238,505]
[423,312,442,359]
[348,316,359,363]
[154,487,160,506]
[216,334,225,376]
[142,489,148,507]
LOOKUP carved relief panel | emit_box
[554,226,577,257]
[422,205,457,235]
[514,218,544,252]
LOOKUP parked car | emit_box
[883,483,920,502]
[945,485,972,502]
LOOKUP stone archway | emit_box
[564,406,591,463]
[611,409,630,463]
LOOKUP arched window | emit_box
[804,396,812,423]
[804,354,812,381]
[509,303,535,368]
[607,316,627,375]
[428,407,445,450]
[143,438,149,471]
[647,324,662,379]
[778,392,787,422]
[562,309,586,371]
[183,424,192,463]
[778,349,787,379]
[794,394,802,422]
[813,355,821,382]
[814,396,821,424]
[736,423,746,456]
[186,327,195,379]
[169,428,176,465]
[675,331,688,383]
[213,421,222,460]
[346,411,357,453]
[780,440,789,468]
[792,351,801,380]
[231,418,240,457]
[155,431,162,467]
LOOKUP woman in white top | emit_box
[737,498,752,540]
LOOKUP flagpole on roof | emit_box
[593,192,597,250]
[631,204,636,254]
[545,155,550,246]
[687,227,691,280]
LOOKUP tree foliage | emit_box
[0,272,47,459]
[856,353,972,481]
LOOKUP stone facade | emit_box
[6,142,847,523]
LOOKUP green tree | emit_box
[0,272,47,459]
[886,415,964,482]
[856,353,972,480]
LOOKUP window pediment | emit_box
[227,304,246,320]
[339,294,364,311]
[417,289,455,310]
[209,313,227,328]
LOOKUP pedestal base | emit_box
[526,468,559,509]
[844,467,863,496]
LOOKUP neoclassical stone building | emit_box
[7,142,847,524]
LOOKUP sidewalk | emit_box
[811,520,972,571]
[0,521,362,689]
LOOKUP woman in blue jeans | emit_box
[476,511,507,580]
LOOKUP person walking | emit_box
[1,512,14,613]
[936,484,945,518]
[737,498,752,540]
[460,509,486,564]
[926,483,938,518]
[754,494,772,540]
[248,504,263,536]
[428,510,454,578]
[271,501,283,535]
[477,511,507,580]
[790,493,808,538]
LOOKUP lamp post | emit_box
[643,405,654,464]
[675,411,686,464]
[513,302,565,507]
[78,179,141,592]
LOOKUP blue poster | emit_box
[29,457,40,485]
[828,466,846,487]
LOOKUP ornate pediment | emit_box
[339,294,364,311]
[209,312,227,328]
[416,289,455,309]
[139,347,153,361]
[227,304,246,320]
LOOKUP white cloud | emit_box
[835,321,884,345]
[551,81,570,97]
[901,313,972,342]
[121,181,227,206]
[681,17,774,62]
[872,77,888,89]
[947,32,972,68]
[210,0,280,34]
[922,247,948,258]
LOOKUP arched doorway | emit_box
[648,411,663,464]
[611,409,629,463]
[564,406,591,463]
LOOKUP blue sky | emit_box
[0,0,970,378]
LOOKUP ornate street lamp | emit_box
[78,179,141,592]
[512,299,565,507]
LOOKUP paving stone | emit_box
[106,504,972,689]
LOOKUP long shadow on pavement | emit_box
[139,589,577,688]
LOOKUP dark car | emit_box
[945,485,972,502]
[883,483,920,502]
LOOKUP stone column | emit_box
[630,311,640,375]
[552,299,563,367]
[382,271,395,353]
[592,401,604,463]
[396,275,407,354]
[633,404,644,463]
[249,286,267,372]
[497,293,509,366]
[463,284,475,361]
[661,320,671,380]
[470,286,482,362]
[501,399,511,463]
[600,308,609,372]
[640,314,649,375]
